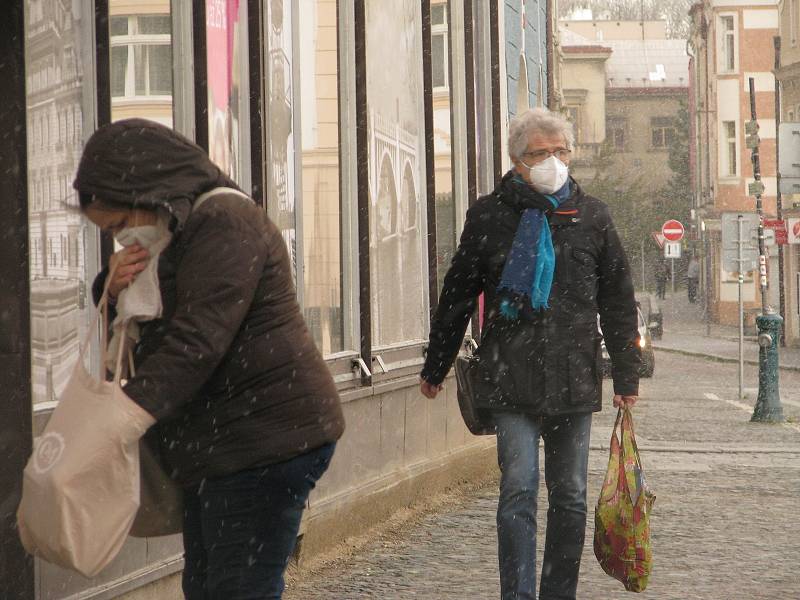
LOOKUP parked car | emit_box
[637,293,663,340]
[600,305,656,378]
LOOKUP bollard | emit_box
[751,311,785,423]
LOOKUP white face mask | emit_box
[524,155,570,195]
[115,225,161,248]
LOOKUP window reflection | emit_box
[299,0,344,355]
[110,1,173,126]
[266,0,298,282]
[366,0,427,346]
[206,0,247,181]
[431,0,456,293]
[25,0,96,407]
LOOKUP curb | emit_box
[653,345,800,373]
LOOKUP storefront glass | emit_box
[207,0,249,184]
[366,0,428,347]
[24,0,100,410]
[430,0,457,293]
[298,0,344,355]
[264,0,299,283]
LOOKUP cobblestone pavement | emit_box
[285,348,800,599]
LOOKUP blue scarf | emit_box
[497,178,572,320]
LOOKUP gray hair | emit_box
[507,107,575,160]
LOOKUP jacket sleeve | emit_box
[420,205,487,385]
[122,204,267,421]
[596,206,641,396]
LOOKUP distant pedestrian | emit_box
[655,259,670,299]
[73,119,345,600]
[419,107,641,600]
[687,255,700,303]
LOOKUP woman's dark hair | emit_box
[78,191,94,211]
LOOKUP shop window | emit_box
[651,116,675,149]
[429,1,457,293]
[297,0,345,356]
[206,0,250,184]
[366,0,428,347]
[265,0,298,284]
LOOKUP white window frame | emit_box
[722,120,738,178]
[718,13,738,74]
[431,2,449,91]
[651,117,675,150]
[110,14,173,101]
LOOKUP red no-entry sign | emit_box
[662,220,685,242]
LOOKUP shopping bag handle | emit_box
[77,260,129,383]
[614,407,646,472]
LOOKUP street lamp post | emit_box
[746,77,784,423]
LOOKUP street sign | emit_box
[664,242,682,258]
[721,212,759,272]
[763,219,787,245]
[788,218,800,244]
[779,123,800,178]
[778,123,800,193]
[651,231,666,249]
[661,220,684,242]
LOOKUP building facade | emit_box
[688,0,796,337]
[0,1,553,598]
[555,18,691,292]
[775,0,800,343]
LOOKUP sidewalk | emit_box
[285,348,800,599]
[651,290,800,372]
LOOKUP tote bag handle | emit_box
[79,259,128,382]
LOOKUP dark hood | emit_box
[72,118,240,231]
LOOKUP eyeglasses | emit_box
[520,148,571,164]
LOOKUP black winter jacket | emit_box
[421,173,641,416]
[76,119,345,486]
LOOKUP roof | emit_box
[559,27,689,89]
[604,39,690,89]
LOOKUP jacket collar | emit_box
[495,171,583,215]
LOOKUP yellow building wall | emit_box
[606,92,688,190]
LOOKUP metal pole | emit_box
[748,77,785,422]
[738,215,744,400]
[641,238,646,292]
[748,78,769,313]
[774,36,787,345]
[671,257,675,294]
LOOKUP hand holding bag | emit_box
[17,270,156,578]
[593,407,655,592]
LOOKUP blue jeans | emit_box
[181,443,336,599]
[495,412,592,600]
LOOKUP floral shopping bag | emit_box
[593,407,655,592]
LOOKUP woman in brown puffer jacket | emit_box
[73,118,345,600]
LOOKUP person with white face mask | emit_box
[420,107,641,600]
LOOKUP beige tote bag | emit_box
[17,273,155,578]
